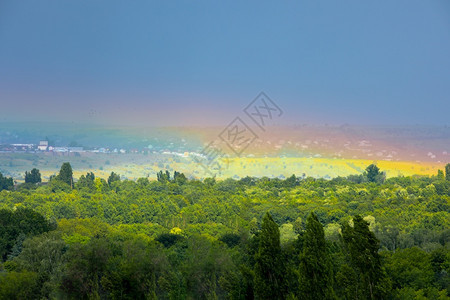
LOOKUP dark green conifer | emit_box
[299,212,335,299]
[58,162,73,188]
[254,212,285,300]
[341,215,389,299]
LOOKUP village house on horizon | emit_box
[37,140,48,151]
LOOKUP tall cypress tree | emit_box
[341,215,388,300]
[445,163,450,181]
[299,212,335,299]
[254,212,285,300]
[58,162,73,188]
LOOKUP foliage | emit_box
[107,171,120,186]
[57,162,73,188]
[0,271,39,300]
[0,172,13,192]
[0,165,448,298]
[299,212,335,299]
[0,208,55,261]
[365,164,386,184]
[24,168,41,184]
[254,212,286,299]
[341,215,390,299]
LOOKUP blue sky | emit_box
[0,1,449,126]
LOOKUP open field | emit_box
[1,124,448,181]
[0,152,444,182]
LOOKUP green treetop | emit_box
[24,168,41,184]
[58,162,73,188]
[365,164,385,183]
[299,212,335,299]
[254,212,285,300]
[342,215,388,299]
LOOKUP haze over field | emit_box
[1,1,449,181]
[0,122,448,181]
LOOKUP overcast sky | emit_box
[1,0,449,126]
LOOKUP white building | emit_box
[38,140,48,151]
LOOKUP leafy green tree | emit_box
[174,171,187,185]
[364,164,386,183]
[101,239,159,300]
[76,172,95,191]
[107,171,120,186]
[6,233,26,261]
[0,172,13,191]
[86,172,95,181]
[365,164,385,183]
[61,238,112,299]
[155,233,185,248]
[384,247,434,291]
[157,170,171,183]
[346,174,366,183]
[0,208,55,261]
[394,287,448,299]
[183,236,229,299]
[0,271,39,300]
[24,168,41,184]
[12,232,67,299]
[136,177,149,187]
[254,212,285,300]
[298,212,335,299]
[430,247,450,292]
[58,162,73,188]
[203,177,216,186]
[335,263,359,299]
[218,233,241,248]
[446,163,450,181]
[284,174,298,188]
[49,178,71,193]
[377,223,400,252]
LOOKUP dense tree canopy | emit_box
[0,207,55,261]
[0,164,449,299]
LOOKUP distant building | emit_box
[12,144,34,151]
[38,140,48,151]
[53,147,68,152]
[68,147,84,152]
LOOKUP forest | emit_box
[0,163,449,299]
